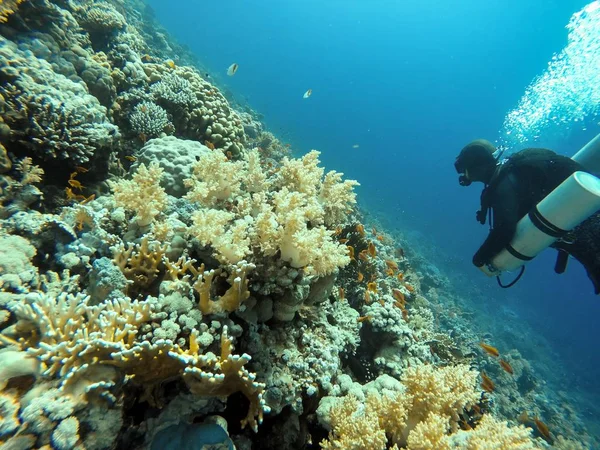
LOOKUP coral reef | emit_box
[0,0,593,449]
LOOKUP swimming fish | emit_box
[480,372,495,392]
[303,89,312,99]
[499,359,514,374]
[534,417,551,440]
[227,63,238,76]
[479,342,500,357]
[352,144,360,148]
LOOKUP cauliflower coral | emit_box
[320,364,542,450]
[186,149,359,276]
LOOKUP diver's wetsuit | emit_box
[474,148,600,294]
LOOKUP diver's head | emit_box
[454,139,497,186]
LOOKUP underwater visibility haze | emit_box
[0,0,599,448]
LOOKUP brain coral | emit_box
[0,37,119,164]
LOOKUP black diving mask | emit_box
[454,158,471,186]
[458,174,472,186]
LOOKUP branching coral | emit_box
[113,237,167,291]
[110,162,168,226]
[0,292,268,431]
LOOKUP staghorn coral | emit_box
[113,237,167,292]
[110,162,168,227]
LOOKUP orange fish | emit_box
[404,283,414,293]
[204,140,216,150]
[338,287,345,301]
[75,166,89,173]
[364,290,371,304]
[125,155,137,162]
[371,227,377,234]
[397,272,404,281]
[499,359,513,374]
[357,315,372,323]
[368,241,376,257]
[367,282,377,293]
[347,246,355,260]
[479,342,500,358]
[356,223,365,236]
[357,272,364,282]
[392,288,405,304]
[534,417,551,441]
[385,260,398,271]
[480,372,495,392]
[339,238,349,244]
[376,235,384,242]
[334,226,343,235]
[385,268,395,277]
[358,249,369,261]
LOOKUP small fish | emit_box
[534,417,551,440]
[392,288,405,304]
[166,60,176,69]
[125,155,137,162]
[367,241,376,257]
[479,342,500,357]
[75,166,89,173]
[303,89,312,99]
[357,272,364,282]
[347,245,355,260]
[367,281,377,293]
[352,144,360,149]
[339,238,349,244]
[499,359,513,374]
[364,290,371,304]
[355,223,365,236]
[480,372,495,392]
[338,287,345,301]
[227,63,239,76]
[385,260,398,271]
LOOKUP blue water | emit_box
[149,0,600,435]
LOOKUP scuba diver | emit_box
[454,139,600,293]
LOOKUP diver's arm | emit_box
[472,176,521,267]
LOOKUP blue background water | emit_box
[148,0,599,434]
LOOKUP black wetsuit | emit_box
[474,148,600,294]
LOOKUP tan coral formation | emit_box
[185,148,359,275]
[0,290,268,433]
[321,364,543,450]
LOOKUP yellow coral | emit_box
[321,395,388,450]
[0,0,24,23]
[184,150,245,205]
[110,162,168,226]
[0,292,268,431]
[321,364,541,449]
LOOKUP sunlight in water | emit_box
[499,1,600,150]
